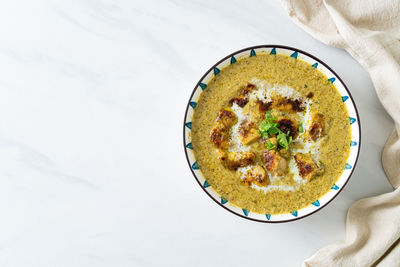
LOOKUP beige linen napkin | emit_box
[280,0,400,266]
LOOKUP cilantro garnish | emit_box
[259,110,293,150]
[258,111,280,138]
[265,110,275,123]
[277,131,289,149]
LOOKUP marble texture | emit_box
[0,0,394,266]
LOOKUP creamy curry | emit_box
[191,54,351,214]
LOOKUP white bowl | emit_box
[183,45,361,223]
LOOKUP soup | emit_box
[191,54,351,214]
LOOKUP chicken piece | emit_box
[277,118,298,139]
[229,97,249,108]
[216,109,237,128]
[308,112,324,141]
[242,99,265,123]
[239,120,261,145]
[209,109,237,148]
[294,153,323,181]
[210,125,230,149]
[257,100,272,114]
[279,148,290,159]
[219,151,255,170]
[273,97,305,112]
[262,150,288,176]
[228,83,257,108]
[242,165,270,187]
[239,83,256,96]
[244,83,256,92]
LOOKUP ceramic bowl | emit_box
[183,45,360,223]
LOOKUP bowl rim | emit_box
[183,44,361,223]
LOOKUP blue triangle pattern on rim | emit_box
[350,141,357,146]
[230,56,237,64]
[342,96,349,102]
[270,48,276,55]
[242,209,249,216]
[328,77,336,83]
[291,211,298,217]
[331,184,339,190]
[214,67,220,75]
[185,122,192,129]
[189,101,197,109]
[203,180,210,188]
[312,200,320,207]
[199,83,207,90]
[350,117,356,124]
[290,51,298,59]
[312,62,318,68]
[221,197,228,205]
[265,214,271,220]
[345,163,352,170]
[250,49,256,57]
[192,161,199,170]
[185,143,193,150]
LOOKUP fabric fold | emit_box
[280,0,400,266]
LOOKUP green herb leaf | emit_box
[265,140,276,150]
[259,110,293,150]
[268,126,280,135]
[265,110,277,123]
[258,129,269,139]
[277,130,289,149]
[258,112,279,138]
[299,121,304,133]
[258,121,269,138]
[259,121,269,132]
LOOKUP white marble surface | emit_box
[0,0,394,266]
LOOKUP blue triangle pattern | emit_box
[350,117,356,124]
[270,48,276,55]
[250,49,256,57]
[328,77,336,83]
[331,184,339,190]
[312,200,320,207]
[242,209,249,216]
[291,211,298,217]
[230,56,237,64]
[290,51,298,59]
[199,83,207,90]
[342,96,349,102]
[312,62,318,68]
[221,197,228,205]
[185,143,193,150]
[192,161,199,170]
[265,214,271,220]
[203,180,210,188]
[350,141,357,146]
[214,67,220,75]
[345,163,352,170]
[185,122,192,129]
[189,101,197,109]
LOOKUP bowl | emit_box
[183,45,360,223]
